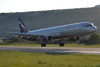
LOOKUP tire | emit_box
[41,43,46,47]
[59,43,64,47]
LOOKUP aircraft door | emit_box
[62,26,68,36]
[62,27,65,33]
[79,24,82,31]
[60,26,65,35]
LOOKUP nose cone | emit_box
[91,26,97,32]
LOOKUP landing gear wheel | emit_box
[41,43,46,47]
[59,43,64,47]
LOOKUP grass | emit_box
[1,43,100,48]
[0,51,100,67]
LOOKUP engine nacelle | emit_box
[42,36,53,42]
[69,37,80,42]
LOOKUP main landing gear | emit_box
[41,43,46,47]
[41,43,64,47]
[59,43,64,46]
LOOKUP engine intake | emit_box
[42,36,53,42]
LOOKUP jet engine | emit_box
[42,36,53,42]
[69,37,80,42]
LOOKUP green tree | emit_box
[10,37,19,42]
[88,33,100,43]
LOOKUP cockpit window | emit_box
[85,24,92,27]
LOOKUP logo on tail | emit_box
[18,18,28,33]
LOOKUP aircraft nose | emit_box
[92,26,97,32]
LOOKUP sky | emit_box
[0,0,100,13]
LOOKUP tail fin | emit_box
[18,18,28,33]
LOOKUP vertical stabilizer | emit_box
[18,18,28,33]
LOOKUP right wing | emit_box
[7,32,60,37]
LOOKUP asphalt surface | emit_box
[0,46,100,54]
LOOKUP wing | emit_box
[7,32,60,37]
[7,32,43,37]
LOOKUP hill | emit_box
[0,7,100,37]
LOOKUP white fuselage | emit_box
[28,22,97,38]
[8,18,97,44]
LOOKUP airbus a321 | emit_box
[8,18,97,47]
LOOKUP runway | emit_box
[0,46,100,54]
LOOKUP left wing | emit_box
[7,32,43,37]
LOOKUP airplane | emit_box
[7,18,97,47]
